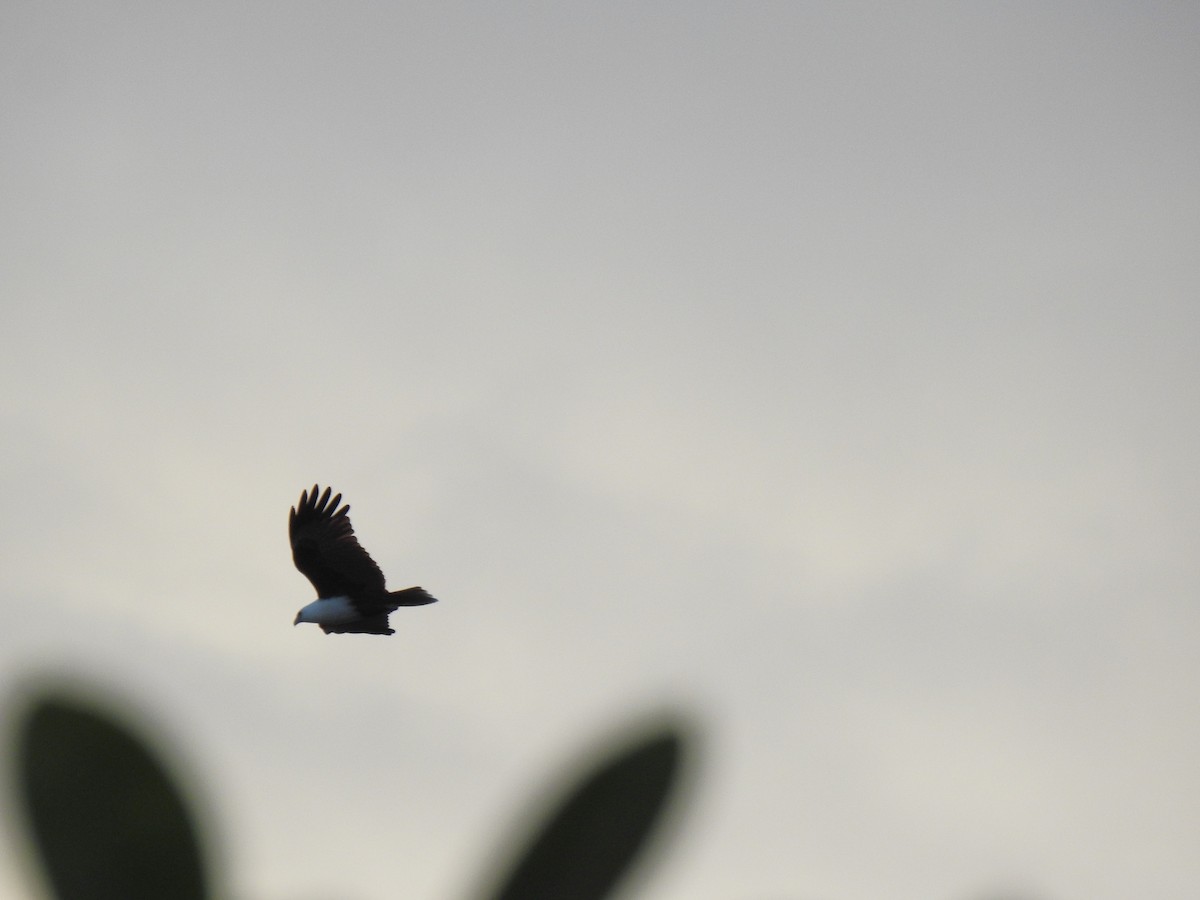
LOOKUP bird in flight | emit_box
[290,485,437,635]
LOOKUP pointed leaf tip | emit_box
[486,719,691,900]
[13,692,209,900]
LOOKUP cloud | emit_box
[3,4,1199,899]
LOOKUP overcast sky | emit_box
[2,4,1199,899]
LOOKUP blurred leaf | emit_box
[13,692,208,900]
[485,719,690,900]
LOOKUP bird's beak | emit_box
[293,612,301,625]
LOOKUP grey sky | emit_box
[2,4,1198,899]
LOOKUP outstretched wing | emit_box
[289,485,387,599]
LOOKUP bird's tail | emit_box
[389,586,438,607]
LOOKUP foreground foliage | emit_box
[8,685,687,900]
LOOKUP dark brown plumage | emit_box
[289,485,437,635]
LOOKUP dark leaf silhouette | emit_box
[14,692,208,900]
[485,719,689,900]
